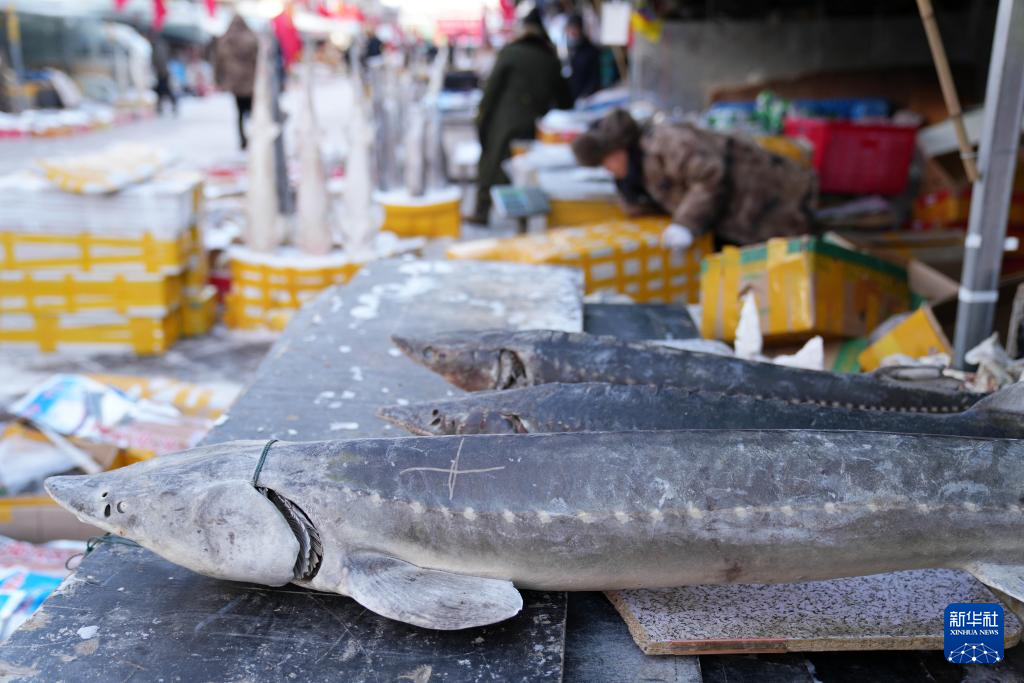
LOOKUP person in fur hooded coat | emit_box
[572,109,819,248]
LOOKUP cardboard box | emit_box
[0,497,99,543]
[858,306,952,372]
[700,236,911,342]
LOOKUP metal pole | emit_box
[952,0,1024,367]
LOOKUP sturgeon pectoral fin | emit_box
[965,562,1024,613]
[344,552,523,630]
[967,382,1024,415]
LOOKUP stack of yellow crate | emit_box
[224,248,363,330]
[0,168,211,354]
[446,218,711,304]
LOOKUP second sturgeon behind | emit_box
[379,382,1024,437]
[392,329,980,412]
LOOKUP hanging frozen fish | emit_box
[340,55,379,257]
[380,381,1024,437]
[403,101,427,197]
[392,329,982,412]
[46,430,1024,630]
[244,33,282,252]
[294,66,333,255]
[423,46,449,190]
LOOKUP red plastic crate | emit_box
[784,116,918,195]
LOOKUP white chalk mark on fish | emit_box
[330,422,360,431]
[399,439,505,501]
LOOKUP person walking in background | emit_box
[566,13,600,102]
[361,25,383,67]
[215,15,259,150]
[571,109,818,249]
[470,8,571,226]
[150,31,177,116]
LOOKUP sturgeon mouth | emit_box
[258,487,323,582]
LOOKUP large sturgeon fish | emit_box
[379,382,1024,437]
[392,329,981,413]
[46,431,1024,630]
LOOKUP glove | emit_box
[661,224,694,251]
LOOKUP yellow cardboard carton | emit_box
[701,236,911,342]
[858,306,951,372]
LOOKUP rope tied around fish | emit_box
[252,438,278,487]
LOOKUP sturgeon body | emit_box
[392,329,981,413]
[46,431,1024,630]
[380,382,1024,437]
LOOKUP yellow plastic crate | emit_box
[225,248,363,330]
[548,198,627,227]
[447,218,709,304]
[0,226,196,275]
[0,308,181,354]
[701,236,911,343]
[377,188,462,239]
[0,270,184,315]
[182,285,217,337]
[183,252,209,292]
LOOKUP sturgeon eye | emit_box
[116,502,128,513]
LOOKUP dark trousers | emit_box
[154,76,177,116]
[235,95,253,150]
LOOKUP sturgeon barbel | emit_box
[379,382,1024,437]
[392,329,981,412]
[46,431,1024,630]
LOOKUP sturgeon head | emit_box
[45,441,319,587]
[377,400,531,435]
[48,439,524,631]
[391,329,541,391]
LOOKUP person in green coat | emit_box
[470,9,571,226]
